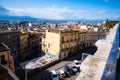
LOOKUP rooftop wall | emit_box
[76,23,119,80]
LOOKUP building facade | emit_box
[29,33,41,57]
[42,38,46,55]
[0,31,20,60]
[72,28,106,51]
[0,43,14,72]
[43,29,79,60]
[84,31,106,48]
[20,29,31,61]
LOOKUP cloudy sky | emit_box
[0,0,120,20]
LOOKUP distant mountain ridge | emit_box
[0,5,40,21]
[0,5,9,15]
[0,15,39,21]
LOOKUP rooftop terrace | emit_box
[76,23,119,80]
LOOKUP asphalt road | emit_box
[28,46,97,80]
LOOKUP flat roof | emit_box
[20,55,58,71]
[76,23,119,80]
[76,56,107,80]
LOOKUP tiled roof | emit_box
[72,28,87,33]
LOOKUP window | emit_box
[51,36,54,38]
[67,43,69,47]
[62,44,64,49]
[66,35,68,41]
[62,37,64,43]
[0,55,6,64]
[48,43,50,48]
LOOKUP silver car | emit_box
[58,70,66,77]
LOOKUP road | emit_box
[28,46,97,80]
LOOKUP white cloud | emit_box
[8,6,76,20]
[7,6,114,20]
[97,10,106,14]
[113,16,120,19]
[8,6,97,20]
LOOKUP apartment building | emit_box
[42,29,79,60]
[0,43,14,72]
[72,28,106,51]
[20,29,29,51]
[0,31,20,60]
[42,28,106,60]
[29,33,41,57]
[20,29,31,61]
[42,38,46,54]
[84,31,106,47]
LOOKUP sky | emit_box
[0,0,120,20]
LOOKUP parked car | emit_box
[57,70,66,78]
[64,66,72,76]
[50,70,59,80]
[71,65,78,73]
[73,60,82,68]
[73,60,82,71]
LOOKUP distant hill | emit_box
[0,5,39,21]
[0,15,39,21]
[0,5,9,15]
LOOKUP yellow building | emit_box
[44,29,79,60]
[42,28,106,60]
[20,29,29,49]
[20,29,30,61]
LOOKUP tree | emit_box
[105,19,118,31]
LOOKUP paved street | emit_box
[28,46,97,80]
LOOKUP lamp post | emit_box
[24,65,27,80]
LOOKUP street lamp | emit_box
[24,65,27,80]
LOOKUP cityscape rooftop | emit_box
[0,0,120,80]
